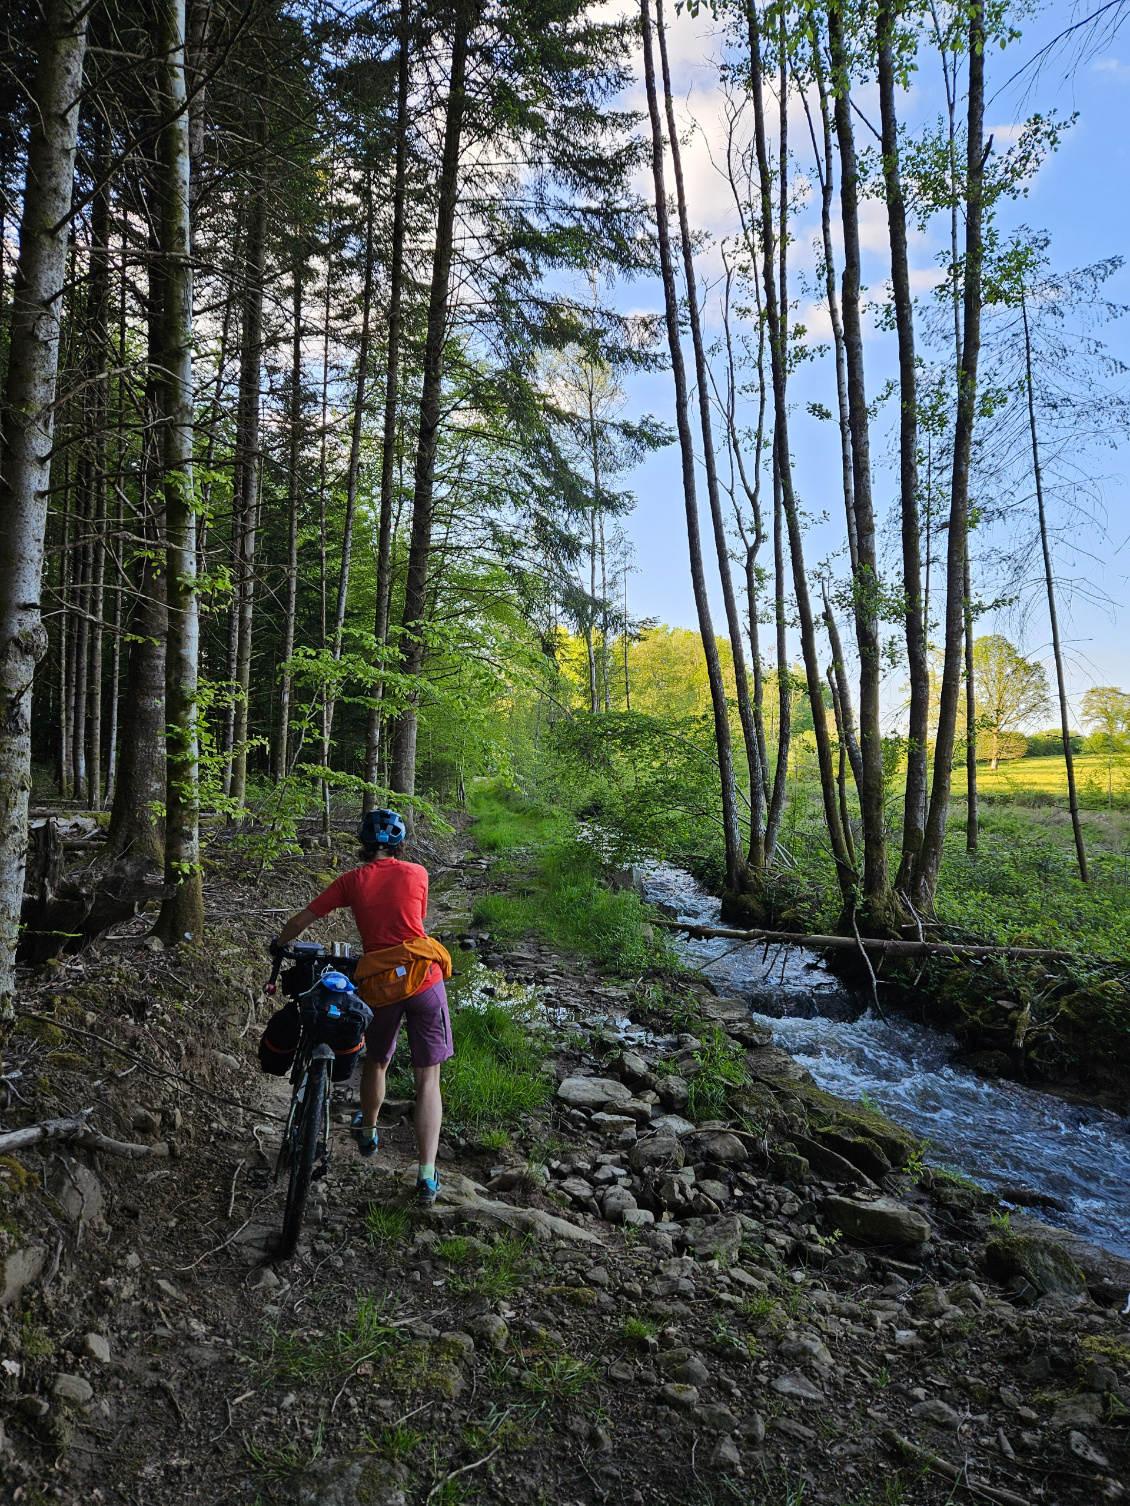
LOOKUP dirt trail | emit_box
[1,826,1128,1506]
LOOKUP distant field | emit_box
[973,752,1129,808]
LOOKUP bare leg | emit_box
[360,1056,388,1129]
[413,1063,443,1169]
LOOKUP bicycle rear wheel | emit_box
[276,1056,328,1259]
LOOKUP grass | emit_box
[433,1235,474,1265]
[512,1353,599,1399]
[620,1316,659,1345]
[466,781,572,851]
[263,1295,399,1387]
[365,1203,409,1251]
[449,1233,536,1301]
[686,1025,752,1122]
[367,1424,425,1461]
[442,1001,553,1129]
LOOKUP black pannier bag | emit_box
[258,1001,301,1076]
[301,983,374,1082]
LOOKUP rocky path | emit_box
[1,832,1128,1505]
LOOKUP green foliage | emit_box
[620,1316,659,1345]
[442,1001,552,1129]
[467,781,571,851]
[433,1236,473,1265]
[686,1025,752,1123]
[364,1203,409,1251]
[449,1234,536,1301]
[263,1296,398,1386]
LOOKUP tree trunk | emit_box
[877,0,928,894]
[914,0,986,906]
[748,1,853,905]
[71,465,90,799]
[390,3,476,798]
[827,664,857,868]
[153,0,203,945]
[821,579,863,792]
[964,542,979,851]
[0,0,88,1011]
[275,251,304,782]
[1023,292,1088,881]
[641,0,748,894]
[58,471,74,797]
[86,126,110,810]
[229,143,267,811]
[764,453,790,863]
[827,1,891,923]
[363,0,411,809]
[657,9,759,879]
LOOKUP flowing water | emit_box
[641,863,1130,1260]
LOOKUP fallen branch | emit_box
[653,918,1075,961]
[883,1428,1029,1506]
[425,1447,500,1504]
[0,1108,161,1159]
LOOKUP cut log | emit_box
[652,917,1074,961]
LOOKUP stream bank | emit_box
[0,817,1127,1506]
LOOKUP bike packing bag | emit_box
[300,987,374,1082]
[258,1001,301,1075]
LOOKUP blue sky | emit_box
[608,3,1130,726]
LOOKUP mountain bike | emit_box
[263,941,372,1259]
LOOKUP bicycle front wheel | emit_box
[276,1056,328,1260]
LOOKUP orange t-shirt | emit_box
[307,858,440,992]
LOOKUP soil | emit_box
[1,820,1128,1506]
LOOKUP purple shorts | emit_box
[364,979,453,1069]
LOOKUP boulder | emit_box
[770,1370,824,1403]
[680,1215,743,1261]
[788,1134,870,1186]
[0,1244,46,1308]
[780,1334,833,1369]
[557,1077,633,1109]
[823,1195,930,1247]
[52,1374,94,1406]
[619,1050,656,1088]
[601,1187,638,1223]
[985,1233,1088,1298]
[656,1075,690,1112]
[816,1128,892,1181]
[47,1156,104,1226]
[649,1114,695,1137]
[686,1132,747,1164]
[770,1150,812,1185]
[658,1382,699,1408]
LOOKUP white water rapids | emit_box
[641,863,1130,1260]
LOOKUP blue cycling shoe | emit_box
[352,1111,378,1158]
[416,1172,441,1206]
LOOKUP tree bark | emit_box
[914,0,986,905]
[748,1,853,905]
[876,0,928,894]
[0,0,88,1011]
[821,579,863,792]
[964,541,979,851]
[657,6,759,881]
[1022,292,1088,880]
[390,2,476,798]
[153,0,203,945]
[229,140,267,811]
[640,0,748,895]
[86,121,111,810]
[764,453,790,863]
[827,1,891,922]
[275,250,304,782]
[363,0,411,809]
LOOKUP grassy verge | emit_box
[467,782,672,975]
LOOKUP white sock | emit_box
[418,1163,436,1181]
[359,1123,377,1141]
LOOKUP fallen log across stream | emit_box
[652,916,1076,961]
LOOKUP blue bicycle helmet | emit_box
[358,808,407,849]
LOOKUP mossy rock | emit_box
[730,1085,784,1130]
[16,1018,63,1047]
[770,1149,811,1185]
[543,1284,597,1308]
[45,1051,91,1072]
[984,1233,1088,1297]
[789,1083,917,1168]
[0,1156,36,1197]
[378,1337,467,1398]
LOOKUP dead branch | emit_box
[653,918,1077,961]
[0,1108,162,1158]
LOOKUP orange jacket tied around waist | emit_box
[352,935,453,1009]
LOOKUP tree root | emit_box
[0,1107,162,1158]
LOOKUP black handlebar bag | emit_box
[258,1001,301,1075]
[300,986,374,1082]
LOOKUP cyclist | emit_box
[272,808,452,1205]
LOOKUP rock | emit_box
[467,1314,508,1352]
[984,1233,1088,1298]
[817,1128,892,1181]
[249,1267,281,1292]
[83,1333,111,1364]
[155,1278,185,1301]
[441,1331,475,1359]
[686,1132,747,1164]
[656,1076,689,1112]
[671,1355,710,1387]
[823,1194,930,1247]
[629,1137,685,1172]
[557,1076,633,1109]
[560,1176,596,1203]
[948,1280,987,1308]
[911,1285,952,1319]
[789,1134,871,1186]
[1069,1431,1110,1468]
[1051,1393,1104,1429]
[708,1435,742,1470]
[780,1334,833,1369]
[909,1399,962,1429]
[129,1106,162,1136]
[279,1457,408,1506]
[21,1396,50,1419]
[52,1374,93,1406]
[772,1149,813,1184]
[47,1156,104,1226]
[591,1112,635,1133]
[601,1187,638,1222]
[487,1165,531,1192]
[620,1050,653,1085]
[739,1414,767,1445]
[682,1216,743,1260]
[622,1209,655,1229]
[658,1382,699,1409]
[589,1424,613,1453]
[617,1100,655,1126]
[650,1114,695,1137]
[697,1178,730,1205]
[770,1370,824,1403]
[0,1245,46,1308]
[694,1404,740,1433]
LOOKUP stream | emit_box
[640,863,1130,1261]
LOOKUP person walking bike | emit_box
[272,809,453,1205]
